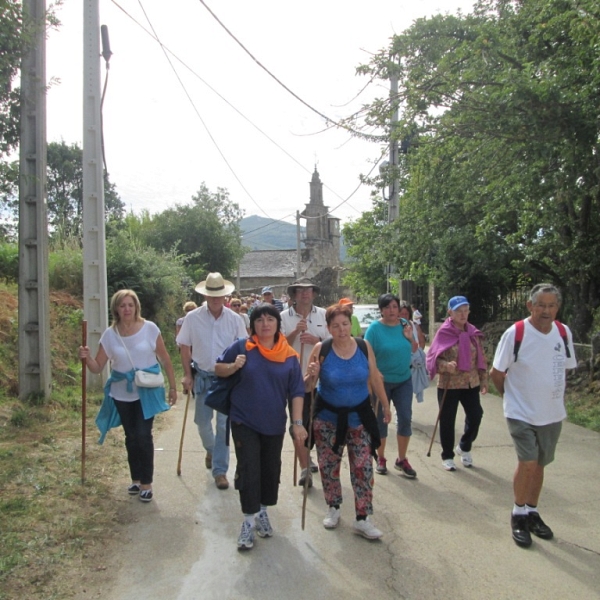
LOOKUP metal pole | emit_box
[18,0,51,400]
[296,211,302,278]
[83,0,109,387]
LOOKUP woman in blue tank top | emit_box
[305,304,391,540]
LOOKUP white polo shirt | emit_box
[281,304,329,373]
[176,304,247,372]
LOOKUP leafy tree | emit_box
[0,0,24,157]
[139,182,245,282]
[106,231,188,337]
[0,141,125,242]
[341,196,390,299]
[350,0,600,339]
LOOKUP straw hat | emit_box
[195,272,235,297]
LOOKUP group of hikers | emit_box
[79,276,576,551]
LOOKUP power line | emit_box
[197,0,379,143]
[111,0,379,219]
[134,0,273,219]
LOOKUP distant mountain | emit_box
[240,215,346,260]
[240,216,303,251]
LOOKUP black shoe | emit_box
[127,483,141,495]
[511,514,532,548]
[528,512,553,540]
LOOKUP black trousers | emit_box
[231,422,284,515]
[437,386,483,461]
[114,399,155,485]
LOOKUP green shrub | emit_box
[0,242,18,283]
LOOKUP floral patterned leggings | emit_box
[313,417,374,517]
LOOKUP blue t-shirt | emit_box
[317,345,370,428]
[218,342,304,436]
[364,319,412,383]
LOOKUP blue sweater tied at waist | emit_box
[95,364,170,444]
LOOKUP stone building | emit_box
[238,167,341,296]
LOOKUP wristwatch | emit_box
[292,420,303,426]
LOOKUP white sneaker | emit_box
[323,506,341,529]
[237,520,255,550]
[353,517,383,539]
[442,458,457,471]
[455,444,473,467]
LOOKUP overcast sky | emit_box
[46,0,475,240]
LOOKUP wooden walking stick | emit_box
[294,340,305,487]
[427,375,449,457]
[177,389,191,476]
[81,320,87,485]
[293,449,298,487]
[301,386,316,530]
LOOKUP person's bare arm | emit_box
[489,367,506,396]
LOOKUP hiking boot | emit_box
[298,468,313,488]
[353,517,383,540]
[455,444,473,467]
[323,506,341,529]
[511,514,532,548]
[205,452,212,469]
[395,457,417,478]
[139,489,153,502]
[127,483,141,495]
[237,521,255,550]
[528,512,553,540]
[215,474,229,490]
[375,457,388,475]
[255,511,273,538]
[442,459,457,471]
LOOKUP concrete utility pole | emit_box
[83,0,108,385]
[388,71,399,223]
[296,211,302,279]
[18,0,51,400]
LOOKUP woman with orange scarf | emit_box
[215,303,306,551]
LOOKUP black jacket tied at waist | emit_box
[314,394,381,457]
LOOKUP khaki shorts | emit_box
[506,418,562,467]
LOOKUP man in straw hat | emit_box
[281,277,330,487]
[177,273,247,490]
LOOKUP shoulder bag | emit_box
[116,328,165,388]
[205,339,247,415]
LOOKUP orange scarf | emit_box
[245,334,299,363]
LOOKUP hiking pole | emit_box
[81,320,87,485]
[301,387,316,531]
[177,389,191,476]
[427,375,448,457]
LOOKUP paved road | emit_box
[75,383,600,600]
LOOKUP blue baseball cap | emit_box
[448,296,469,311]
[261,286,273,294]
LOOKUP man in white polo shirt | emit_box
[177,273,247,490]
[281,278,330,487]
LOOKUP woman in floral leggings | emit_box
[304,304,391,539]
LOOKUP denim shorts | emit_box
[376,378,413,438]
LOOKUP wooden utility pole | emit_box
[18,0,51,400]
[83,0,108,385]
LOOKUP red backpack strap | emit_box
[513,319,525,362]
[554,320,571,358]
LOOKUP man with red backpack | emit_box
[490,283,576,549]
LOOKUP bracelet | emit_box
[292,420,303,426]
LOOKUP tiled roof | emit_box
[239,249,303,278]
